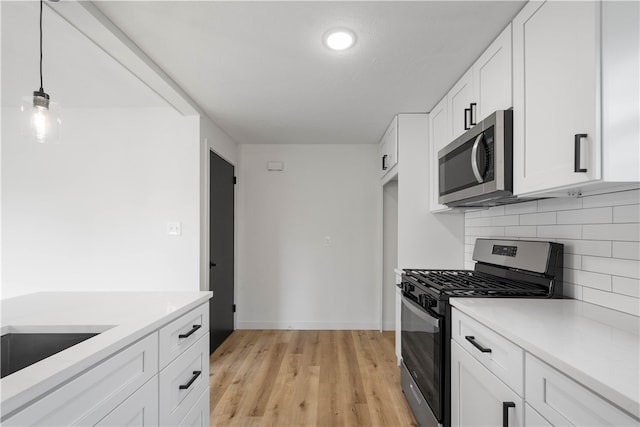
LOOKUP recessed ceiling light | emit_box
[323,28,356,51]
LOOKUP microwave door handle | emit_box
[471,134,484,183]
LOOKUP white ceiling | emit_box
[3,1,527,145]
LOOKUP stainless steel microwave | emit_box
[438,110,516,207]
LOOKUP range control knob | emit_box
[425,296,437,308]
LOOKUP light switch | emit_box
[167,222,182,236]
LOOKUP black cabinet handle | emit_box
[502,401,515,427]
[179,370,202,390]
[469,103,477,126]
[574,133,588,172]
[464,108,471,130]
[178,324,202,339]
[465,335,492,353]
[210,262,216,268]
[382,154,388,170]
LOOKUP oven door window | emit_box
[401,295,443,421]
[439,127,495,197]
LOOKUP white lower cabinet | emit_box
[2,302,211,427]
[178,388,210,427]
[96,376,159,427]
[524,403,552,427]
[525,354,637,426]
[3,333,158,426]
[159,333,209,426]
[451,340,523,427]
[452,307,639,427]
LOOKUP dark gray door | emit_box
[209,151,235,354]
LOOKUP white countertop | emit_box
[0,291,212,418]
[450,298,640,420]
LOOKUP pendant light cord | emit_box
[39,0,44,92]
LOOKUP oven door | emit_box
[401,294,444,422]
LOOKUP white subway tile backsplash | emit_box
[556,207,612,224]
[563,283,583,300]
[556,239,612,257]
[538,197,582,212]
[612,241,640,260]
[582,223,640,241]
[490,215,519,226]
[564,268,612,291]
[505,226,537,237]
[582,189,640,208]
[485,206,505,217]
[465,189,639,316]
[612,276,640,298]
[520,212,556,225]
[582,288,640,317]
[505,201,538,215]
[582,256,640,279]
[614,204,640,223]
[564,254,582,270]
[537,225,582,239]
[465,208,491,219]
[467,217,492,227]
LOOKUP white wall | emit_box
[464,189,640,316]
[396,114,464,269]
[237,144,381,329]
[382,180,398,330]
[1,107,201,298]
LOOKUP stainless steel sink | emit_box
[1,332,100,378]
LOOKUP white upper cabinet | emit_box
[473,24,513,121]
[429,96,451,212]
[448,69,474,141]
[380,116,398,180]
[449,24,513,141]
[513,0,640,196]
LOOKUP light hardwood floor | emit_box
[209,330,417,427]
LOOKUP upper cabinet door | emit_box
[473,24,512,122]
[448,69,474,140]
[429,96,451,212]
[513,1,600,195]
[380,116,398,178]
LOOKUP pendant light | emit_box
[21,0,61,144]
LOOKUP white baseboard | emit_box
[236,320,380,330]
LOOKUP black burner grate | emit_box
[404,269,549,297]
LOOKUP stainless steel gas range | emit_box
[399,238,564,427]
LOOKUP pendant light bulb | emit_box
[21,0,61,143]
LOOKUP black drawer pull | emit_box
[469,102,477,126]
[179,370,202,390]
[574,133,588,172]
[178,324,201,339]
[465,335,492,353]
[503,401,515,427]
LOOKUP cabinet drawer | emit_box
[4,333,158,426]
[177,387,210,427]
[159,303,209,368]
[96,376,159,426]
[160,333,209,426]
[451,308,524,395]
[525,353,638,426]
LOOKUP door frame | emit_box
[202,146,237,331]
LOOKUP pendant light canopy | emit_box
[21,0,61,144]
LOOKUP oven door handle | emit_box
[402,296,441,328]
